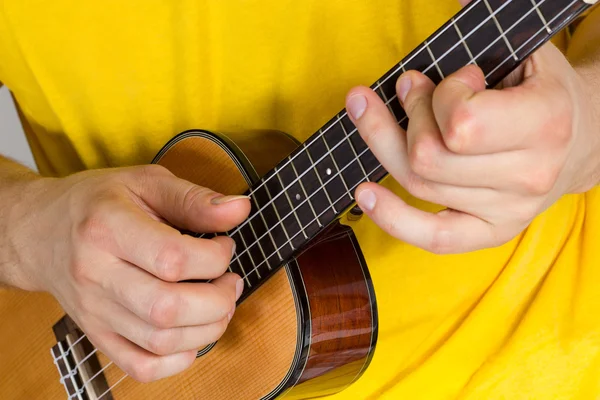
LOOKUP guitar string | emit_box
[57,0,574,394]
[224,0,519,241]
[226,0,484,203]
[56,0,550,373]
[219,0,551,268]
[55,0,497,365]
[232,0,575,283]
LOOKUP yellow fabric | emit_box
[1,1,599,399]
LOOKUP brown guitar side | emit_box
[0,129,377,399]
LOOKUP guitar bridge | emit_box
[51,316,113,400]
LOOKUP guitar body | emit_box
[0,129,378,400]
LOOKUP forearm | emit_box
[0,155,43,289]
[567,6,600,187]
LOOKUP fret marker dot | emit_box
[295,193,302,201]
[326,168,332,176]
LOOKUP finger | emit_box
[400,70,447,173]
[131,164,251,233]
[345,86,412,184]
[355,182,507,253]
[104,261,242,328]
[88,329,196,383]
[101,300,232,356]
[84,202,235,281]
[432,48,570,155]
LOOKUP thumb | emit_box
[132,165,251,233]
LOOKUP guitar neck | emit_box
[228,0,593,299]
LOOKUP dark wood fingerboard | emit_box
[227,0,592,299]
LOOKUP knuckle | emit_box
[549,106,573,145]
[149,291,181,329]
[405,94,428,118]
[137,164,172,179]
[147,328,179,356]
[521,167,558,195]
[444,106,477,153]
[511,201,541,225]
[154,242,186,282]
[408,137,438,177]
[427,227,454,255]
[70,259,90,285]
[77,202,113,244]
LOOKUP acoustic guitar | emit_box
[0,0,594,398]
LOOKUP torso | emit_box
[1,2,599,398]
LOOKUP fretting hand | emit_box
[6,165,250,381]
[347,42,599,254]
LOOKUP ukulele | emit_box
[0,0,595,398]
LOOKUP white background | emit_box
[0,86,36,169]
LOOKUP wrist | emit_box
[0,174,53,291]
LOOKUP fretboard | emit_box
[225,0,592,300]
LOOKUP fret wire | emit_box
[59,6,586,399]
[228,0,537,244]
[237,0,483,206]
[376,80,399,118]
[530,0,552,34]
[236,229,262,279]
[482,0,518,61]
[320,133,353,201]
[262,178,296,250]
[230,232,253,286]
[275,167,308,239]
[238,162,384,282]
[229,0,559,267]
[485,0,577,80]
[246,219,271,271]
[452,18,490,85]
[338,114,369,182]
[424,40,445,79]
[289,156,322,227]
[305,139,337,213]
[252,196,283,261]
[230,141,375,267]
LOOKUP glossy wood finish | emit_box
[282,223,377,399]
[1,1,592,398]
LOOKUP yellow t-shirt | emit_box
[1,1,599,399]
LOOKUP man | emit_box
[0,0,599,398]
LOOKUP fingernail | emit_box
[347,95,367,120]
[397,76,412,104]
[231,242,236,258]
[235,279,244,301]
[357,189,377,212]
[211,195,250,205]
